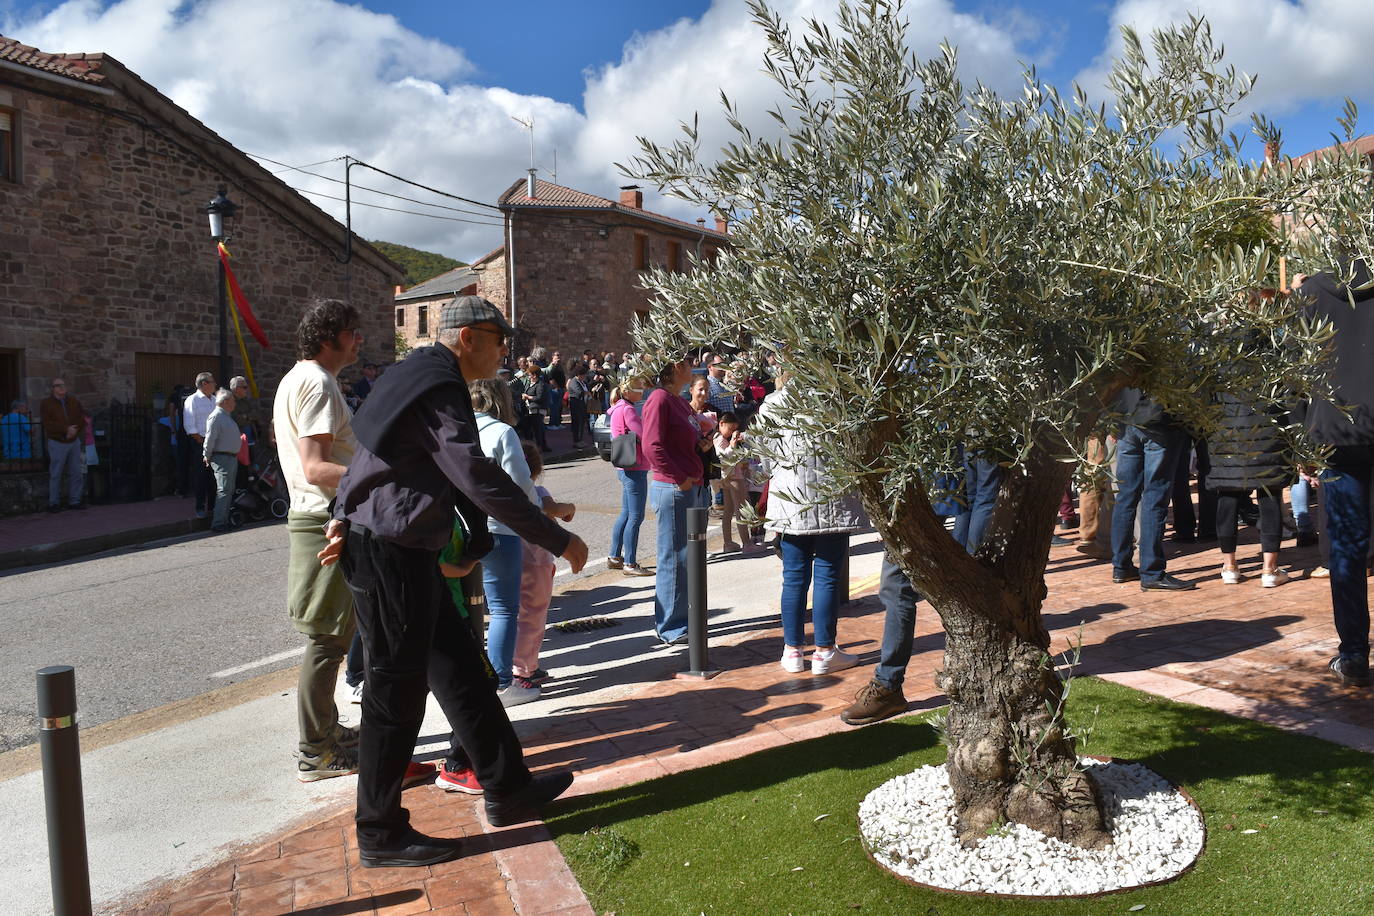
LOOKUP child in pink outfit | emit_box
[512,442,575,682]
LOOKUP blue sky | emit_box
[4,0,1371,259]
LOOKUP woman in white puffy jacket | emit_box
[757,377,866,676]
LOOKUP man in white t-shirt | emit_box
[274,298,365,782]
[183,371,217,518]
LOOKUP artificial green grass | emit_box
[547,678,1374,915]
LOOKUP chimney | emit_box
[527,168,537,199]
[714,217,729,234]
[1264,139,1281,165]
[394,285,403,295]
[619,185,643,208]
[696,218,706,229]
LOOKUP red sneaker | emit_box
[435,761,484,795]
[402,760,438,789]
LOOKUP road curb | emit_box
[0,517,210,572]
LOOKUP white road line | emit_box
[210,646,306,679]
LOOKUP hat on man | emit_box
[438,296,516,336]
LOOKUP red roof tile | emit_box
[0,35,106,84]
[499,178,729,240]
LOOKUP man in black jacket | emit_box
[1299,264,1374,688]
[323,296,589,867]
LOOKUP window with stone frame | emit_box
[417,305,429,337]
[0,109,15,182]
[634,234,648,271]
[667,240,682,272]
[395,307,405,328]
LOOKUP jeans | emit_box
[1291,478,1314,536]
[481,533,524,688]
[345,630,365,689]
[339,527,529,849]
[1112,425,1185,582]
[873,553,922,690]
[650,480,691,641]
[610,469,648,565]
[209,453,237,528]
[779,532,849,647]
[951,454,1002,552]
[1322,451,1373,661]
[47,438,84,507]
[548,387,563,426]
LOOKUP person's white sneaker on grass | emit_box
[811,647,858,675]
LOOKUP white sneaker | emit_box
[497,681,541,707]
[811,647,858,675]
[1262,568,1291,588]
[1220,568,1244,585]
[780,647,806,674]
[349,683,364,704]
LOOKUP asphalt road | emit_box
[0,454,655,754]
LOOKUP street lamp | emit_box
[205,186,238,387]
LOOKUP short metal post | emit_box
[681,506,720,679]
[37,665,92,916]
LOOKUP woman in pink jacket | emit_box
[606,377,653,576]
[641,357,701,646]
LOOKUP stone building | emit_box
[0,37,400,426]
[394,177,729,357]
[1,36,401,511]
[394,263,479,350]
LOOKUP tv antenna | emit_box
[511,115,557,183]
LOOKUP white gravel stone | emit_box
[859,759,1204,896]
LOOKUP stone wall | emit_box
[505,211,722,357]
[0,71,399,418]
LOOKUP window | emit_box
[417,305,429,337]
[634,234,648,271]
[395,307,405,328]
[667,240,682,272]
[0,109,15,182]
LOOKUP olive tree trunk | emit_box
[856,424,1110,849]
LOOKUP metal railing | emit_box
[0,414,45,473]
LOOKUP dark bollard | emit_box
[37,666,92,916]
[681,506,720,679]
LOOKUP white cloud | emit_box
[4,0,1044,259]
[1079,1,1374,141]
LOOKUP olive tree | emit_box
[627,0,1372,847]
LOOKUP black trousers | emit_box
[1216,488,1282,554]
[1171,438,1216,538]
[340,526,530,848]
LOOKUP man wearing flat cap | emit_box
[323,296,588,867]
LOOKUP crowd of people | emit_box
[11,262,1369,869]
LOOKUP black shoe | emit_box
[46,504,62,513]
[484,770,575,827]
[1050,534,1073,547]
[1112,567,1140,583]
[1172,533,1197,544]
[656,634,688,647]
[1296,532,1319,548]
[359,828,464,868]
[1141,573,1197,591]
[1328,655,1371,688]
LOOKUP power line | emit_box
[247,151,503,218]
[292,184,508,223]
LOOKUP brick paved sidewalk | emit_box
[124,528,1372,915]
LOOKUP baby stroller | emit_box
[228,445,289,528]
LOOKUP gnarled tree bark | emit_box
[856,420,1110,849]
